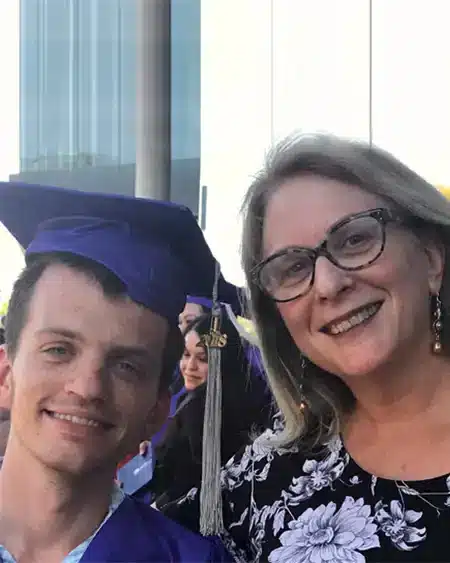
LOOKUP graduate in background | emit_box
[179,296,218,332]
[0,182,232,563]
[145,290,269,466]
[152,292,243,447]
[149,306,273,509]
[150,290,246,449]
[178,287,243,333]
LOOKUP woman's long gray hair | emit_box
[241,133,450,448]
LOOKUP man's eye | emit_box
[42,345,71,359]
[118,360,135,371]
[116,361,142,376]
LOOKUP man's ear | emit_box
[0,346,13,410]
[143,390,170,440]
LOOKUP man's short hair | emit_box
[5,252,183,389]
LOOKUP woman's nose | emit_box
[313,255,354,301]
[186,357,198,372]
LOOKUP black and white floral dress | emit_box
[175,417,450,562]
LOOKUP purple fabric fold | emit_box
[186,295,213,309]
[81,495,232,562]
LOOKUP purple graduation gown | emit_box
[80,495,231,562]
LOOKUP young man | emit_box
[0,182,232,562]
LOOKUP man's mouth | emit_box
[44,410,113,430]
[321,301,383,336]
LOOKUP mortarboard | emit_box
[187,285,244,316]
[187,295,215,310]
[0,181,237,327]
[0,181,232,535]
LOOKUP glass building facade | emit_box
[16,0,200,210]
[20,0,137,171]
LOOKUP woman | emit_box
[179,327,209,391]
[143,295,213,454]
[119,298,217,494]
[138,293,255,483]
[151,308,272,510]
[173,134,450,562]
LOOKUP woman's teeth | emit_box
[327,304,380,335]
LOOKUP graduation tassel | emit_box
[199,262,226,536]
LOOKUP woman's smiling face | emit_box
[180,331,209,391]
[261,174,444,380]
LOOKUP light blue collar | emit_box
[0,478,125,563]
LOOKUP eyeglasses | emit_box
[252,208,403,303]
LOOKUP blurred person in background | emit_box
[150,290,247,451]
[178,297,211,333]
[151,306,273,513]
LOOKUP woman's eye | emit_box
[279,260,310,283]
[344,234,367,247]
[287,262,307,274]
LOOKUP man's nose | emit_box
[64,355,108,401]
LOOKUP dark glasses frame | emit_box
[251,207,403,303]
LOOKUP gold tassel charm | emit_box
[200,315,228,349]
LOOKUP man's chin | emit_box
[40,452,116,479]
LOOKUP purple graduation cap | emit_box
[0,181,237,326]
[187,295,215,310]
[187,285,243,316]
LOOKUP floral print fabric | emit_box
[179,417,450,562]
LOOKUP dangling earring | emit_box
[432,294,443,354]
[299,356,308,411]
